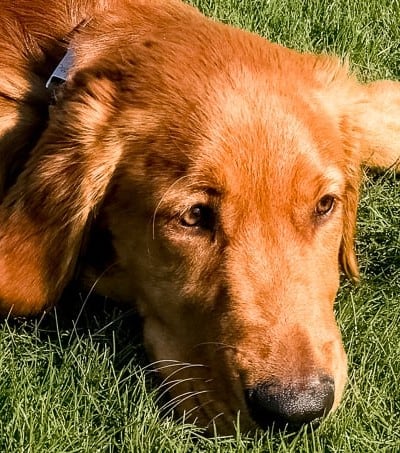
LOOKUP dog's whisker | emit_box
[157,363,208,387]
[159,389,213,416]
[159,389,213,411]
[144,360,207,378]
[193,341,239,351]
[173,399,216,427]
[206,411,225,431]
[157,375,210,390]
[181,399,215,420]
[142,359,189,371]
[148,362,208,374]
[155,377,208,404]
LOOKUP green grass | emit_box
[1,0,399,451]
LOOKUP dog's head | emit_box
[0,1,399,434]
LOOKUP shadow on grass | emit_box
[3,286,148,369]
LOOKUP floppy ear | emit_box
[0,74,122,315]
[338,78,400,282]
[357,80,400,170]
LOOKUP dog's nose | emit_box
[245,375,334,430]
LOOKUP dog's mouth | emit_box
[149,357,335,435]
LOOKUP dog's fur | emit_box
[0,0,399,434]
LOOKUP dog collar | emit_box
[46,48,74,90]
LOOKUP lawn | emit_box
[0,0,399,451]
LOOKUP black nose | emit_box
[245,375,334,430]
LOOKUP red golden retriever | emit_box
[0,0,399,434]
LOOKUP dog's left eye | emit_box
[180,204,215,230]
[315,195,335,217]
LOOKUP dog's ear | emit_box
[314,57,399,281]
[337,78,400,282]
[0,73,122,315]
[356,80,400,170]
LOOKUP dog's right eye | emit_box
[180,204,215,230]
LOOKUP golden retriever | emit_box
[0,0,399,435]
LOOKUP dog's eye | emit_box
[180,204,215,230]
[315,195,335,217]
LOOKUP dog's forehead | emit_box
[189,83,343,198]
[114,22,347,203]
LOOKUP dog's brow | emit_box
[320,167,345,193]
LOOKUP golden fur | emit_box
[0,0,399,434]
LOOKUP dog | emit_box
[0,0,399,434]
